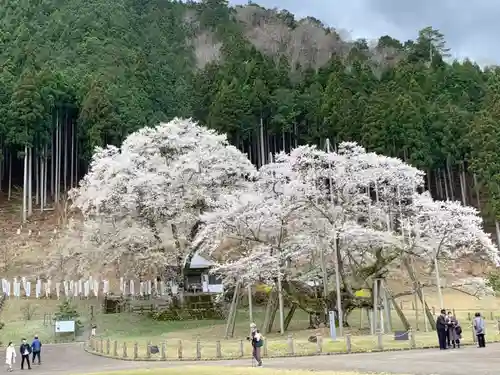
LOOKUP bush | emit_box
[150,308,183,321]
[21,303,37,321]
[53,300,84,334]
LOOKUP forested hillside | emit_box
[0,0,499,235]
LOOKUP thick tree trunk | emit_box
[170,223,185,304]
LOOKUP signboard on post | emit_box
[329,311,337,341]
[55,320,75,333]
[54,320,76,341]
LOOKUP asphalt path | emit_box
[16,342,499,375]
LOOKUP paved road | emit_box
[18,343,500,375]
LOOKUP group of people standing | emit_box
[5,336,42,371]
[436,310,462,349]
[436,309,486,350]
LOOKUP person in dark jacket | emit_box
[473,312,486,348]
[31,336,41,364]
[247,323,263,367]
[436,309,448,350]
[19,338,32,370]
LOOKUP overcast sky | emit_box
[230,0,498,66]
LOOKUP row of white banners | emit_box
[0,277,179,298]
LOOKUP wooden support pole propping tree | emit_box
[224,280,241,339]
[284,303,297,331]
[262,286,279,334]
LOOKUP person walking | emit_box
[248,323,263,367]
[473,312,486,348]
[436,309,448,350]
[446,312,461,348]
[31,336,41,365]
[19,339,31,370]
[5,342,16,372]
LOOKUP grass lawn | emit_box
[3,287,500,354]
[74,367,388,375]
[0,298,96,345]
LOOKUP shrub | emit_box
[53,299,84,334]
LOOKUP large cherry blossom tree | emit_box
[197,141,499,331]
[63,118,256,279]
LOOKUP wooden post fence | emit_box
[287,334,294,355]
[216,340,222,358]
[316,334,322,353]
[178,340,183,359]
[161,342,166,360]
[84,328,442,361]
[196,339,201,360]
[345,334,352,353]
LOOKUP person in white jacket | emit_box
[5,342,16,372]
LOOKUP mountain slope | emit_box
[0,0,499,232]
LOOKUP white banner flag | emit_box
[130,280,135,296]
[93,280,99,297]
[45,280,52,297]
[56,282,61,299]
[1,279,7,294]
[25,282,31,297]
[103,280,109,294]
[35,279,41,298]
